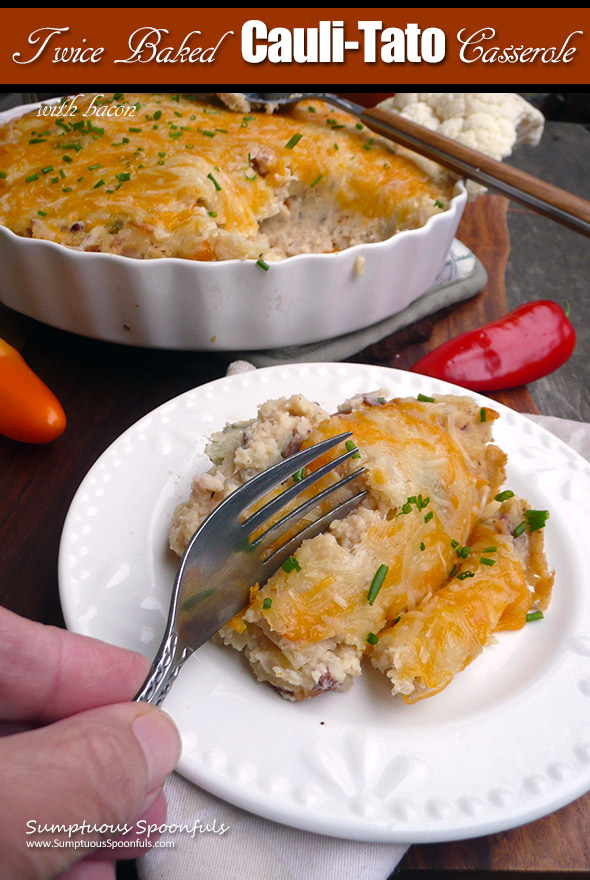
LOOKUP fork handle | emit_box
[361,106,590,238]
[134,628,192,706]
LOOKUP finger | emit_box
[57,860,116,880]
[88,788,168,861]
[0,606,150,722]
[0,701,181,880]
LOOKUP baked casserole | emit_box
[170,392,553,702]
[0,92,454,262]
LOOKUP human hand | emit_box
[0,606,182,880]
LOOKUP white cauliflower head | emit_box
[378,93,544,198]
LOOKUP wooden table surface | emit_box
[0,107,589,878]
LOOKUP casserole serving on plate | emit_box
[0,93,466,350]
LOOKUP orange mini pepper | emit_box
[0,337,66,443]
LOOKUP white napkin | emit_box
[138,773,406,880]
[138,406,590,880]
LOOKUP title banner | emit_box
[0,7,587,85]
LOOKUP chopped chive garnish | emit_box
[483,546,497,553]
[525,509,549,532]
[93,178,105,189]
[37,210,47,216]
[113,138,130,146]
[0,171,6,179]
[451,539,459,548]
[419,542,426,551]
[480,557,496,566]
[201,130,215,137]
[282,555,301,574]
[59,169,65,179]
[455,544,470,559]
[449,563,459,578]
[128,127,142,133]
[153,110,162,121]
[29,138,47,144]
[367,564,389,606]
[208,211,217,218]
[434,199,444,209]
[311,174,322,187]
[345,439,361,459]
[207,172,221,191]
[417,393,435,403]
[457,570,475,580]
[25,173,39,182]
[495,490,515,502]
[292,467,306,483]
[424,511,434,523]
[256,259,270,271]
[526,610,544,622]
[480,407,487,422]
[62,155,73,163]
[285,133,302,149]
[366,632,379,645]
[513,521,527,538]
[398,495,430,517]
[62,187,72,192]
[41,165,53,174]
[87,164,101,171]
[262,598,272,610]
[116,172,131,182]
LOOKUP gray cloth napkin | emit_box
[138,408,590,880]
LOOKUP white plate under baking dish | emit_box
[59,363,590,843]
[0,98,466,351]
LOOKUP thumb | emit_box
[0,701,181,880]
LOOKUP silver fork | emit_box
[135,432,367,705]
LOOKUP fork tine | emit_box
[218,431,353,517]
[242,444,361,535]
[251,467,366,551]
[261,489,369,570]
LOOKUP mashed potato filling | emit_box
[0,93,454,262]
[170,393,552,702]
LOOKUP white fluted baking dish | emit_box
[0,99,466,351]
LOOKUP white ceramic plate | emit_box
[59,363,590,843]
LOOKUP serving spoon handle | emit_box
[361,105,590,238]
[242,92,590,238]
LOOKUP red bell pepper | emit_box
[411,300,576,392]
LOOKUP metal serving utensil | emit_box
[241,92,590,238]
[135,432,367,706]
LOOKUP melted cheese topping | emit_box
[0,93,453,261]
[371,517,536,703]
[246,397,498,646]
